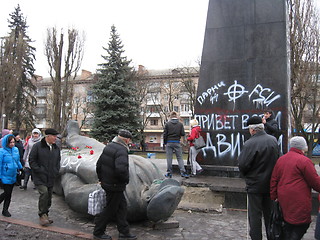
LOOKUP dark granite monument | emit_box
[56,120,184,222]
[195,0,289,172]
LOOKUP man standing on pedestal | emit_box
[238,116,279,240]
[163,111,189,178]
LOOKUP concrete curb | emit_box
[0,215,92,239]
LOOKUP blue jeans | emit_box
[166,142,186,174]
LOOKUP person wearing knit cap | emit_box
[238,115,280,240]
[21,128,42,190]
[93,129,137,240]
[187,119,203,176]
[0,129,10,148]
[271,136,320,239]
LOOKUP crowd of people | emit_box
[0,128,61,227]
[163,110,320,240]
[0,109,320,240]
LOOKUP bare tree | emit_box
[171,66,199,116]
[44,27,84,132]
[131,67,155,151]
[288,0,320,156]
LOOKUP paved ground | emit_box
[0,158,318,239]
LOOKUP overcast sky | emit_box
[1,1,320,77]
[0,0,209,76]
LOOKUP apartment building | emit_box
[33,67,199,149]
[34,70,95,130]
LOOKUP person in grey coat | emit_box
[21,128,42,190]
[238,116,280,240]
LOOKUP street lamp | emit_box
[2,114,6,130]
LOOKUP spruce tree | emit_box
[6,5,36,130]
[91,25,141,142]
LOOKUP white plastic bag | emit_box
[88,189,106,215]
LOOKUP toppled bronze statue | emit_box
[56,120,184,222]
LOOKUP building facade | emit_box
[33,67,199,150]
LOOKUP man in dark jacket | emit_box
[163,111,189,178]
[262,109,280,138]
[238,116,279,240]
[29,128,60,227]
[93,129,137,240]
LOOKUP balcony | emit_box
[146,99,161,105]
[145,112,160,118]
[180,111,192,117]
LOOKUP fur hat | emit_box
[290,136,308,151]
[118,129,132,139]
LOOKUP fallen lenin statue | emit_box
[56,120,184,223]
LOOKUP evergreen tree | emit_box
[91,25,141,142]
[5,5,36,130]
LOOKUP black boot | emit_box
[2,210,11,217]
[2,199,11,217]
[0,193,4,204]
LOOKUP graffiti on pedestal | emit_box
[195,80,284,166]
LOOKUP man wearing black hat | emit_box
[93,129,137,240]
[238,116,279,240]
[29,128,61,227]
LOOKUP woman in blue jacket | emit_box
[0,134,22,217]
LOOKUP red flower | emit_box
[90,150,94,155]
[78,155,82,159]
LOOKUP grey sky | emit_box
[0,0,209,76]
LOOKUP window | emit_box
[173,106,179,112]
[146,92,159,102]
[35,107,46,115]
[37,99,46,104]
[183,118,190,126]
[150,119,158,126]
[87,90,94,102]
[36,88,47,97]
[180,104,190,112]
[149,136,157,143]
[147,106,158,113]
